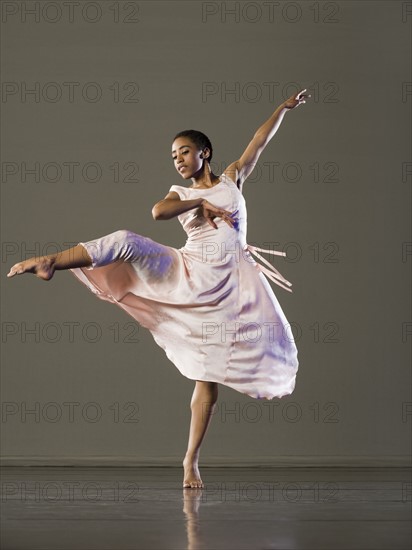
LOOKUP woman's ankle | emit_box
[183,452,199,464]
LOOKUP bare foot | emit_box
[7,256,56,280]
[183,456,204,489]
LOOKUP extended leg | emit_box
[7,244,93,280]
[6,229,143,281]
[183,380,218,489]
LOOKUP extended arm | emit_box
[225,89,310,187]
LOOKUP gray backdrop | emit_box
[1,0,410,466]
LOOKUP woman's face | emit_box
[172,137,208,179]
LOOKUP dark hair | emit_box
[173,130,213,163]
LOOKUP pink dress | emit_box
[70,173,298,400]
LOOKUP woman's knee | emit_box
[109,230,143,262]
[111,229,137,245]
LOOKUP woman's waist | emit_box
[180,237,248,263]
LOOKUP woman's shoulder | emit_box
[168,184,187,200]
[169,184,185,190]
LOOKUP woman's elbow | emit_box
[152,205,160,220]
[152,203,166,220]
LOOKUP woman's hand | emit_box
[200,199,238,230]
[283,88,311,110]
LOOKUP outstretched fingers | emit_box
[206,218,218,230]
[284,88,311,109]
[221,211,236,228]
[204,208,238,229]
[295,88,311,105]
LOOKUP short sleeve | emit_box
[169,185,186,200]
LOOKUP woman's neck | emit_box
[190,167,220,189]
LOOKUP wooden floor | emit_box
[1,466,411,549]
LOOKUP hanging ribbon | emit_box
[244,244,293,293]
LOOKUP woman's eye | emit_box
[172,150,189,160]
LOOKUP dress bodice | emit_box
[169,173,293,293]
[169,173,247,250]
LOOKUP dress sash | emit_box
[244,244,293,293]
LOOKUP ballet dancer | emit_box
[7,88,310,488]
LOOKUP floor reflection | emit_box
[182,488,204,549]
[0,466,410,549]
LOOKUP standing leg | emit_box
[183,380,218,489]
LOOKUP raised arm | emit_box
[224,89,310,188]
